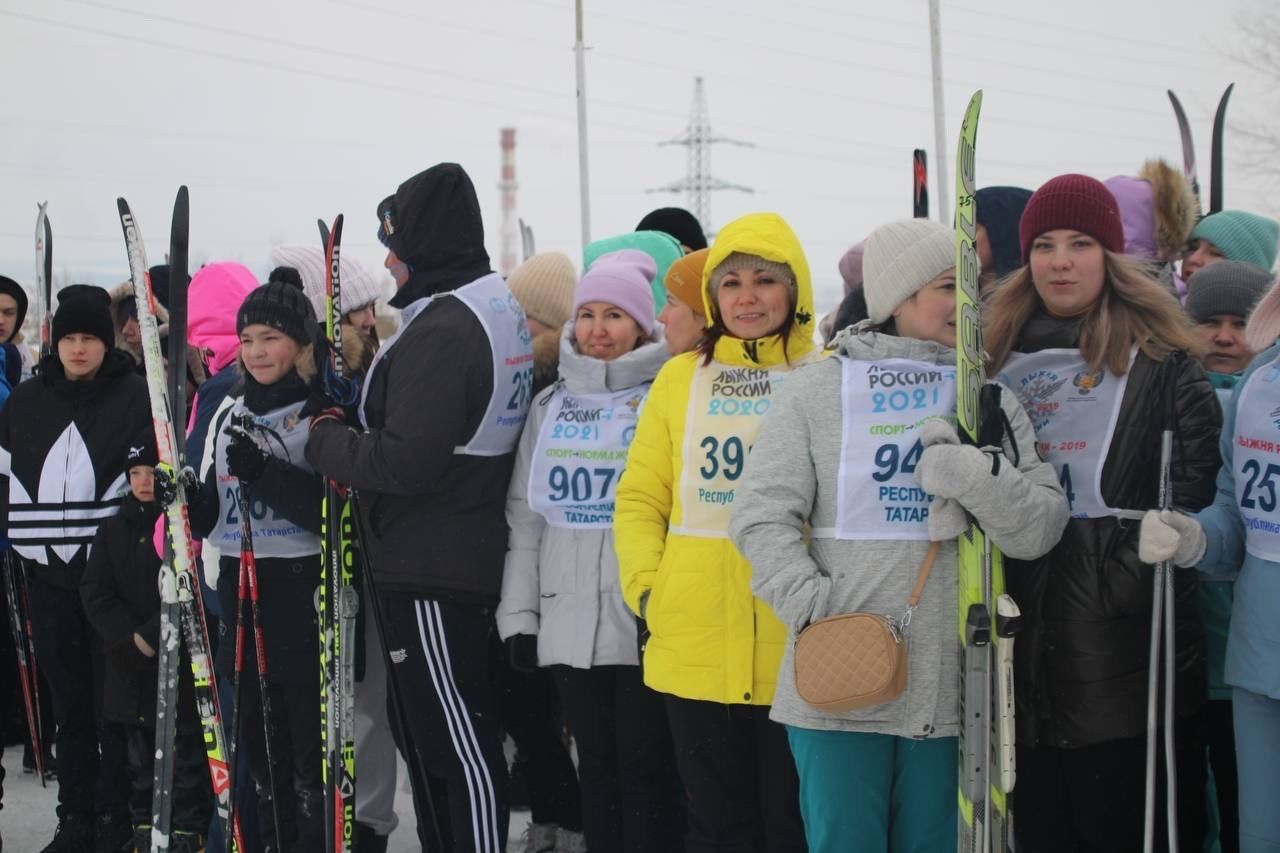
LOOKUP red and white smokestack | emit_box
[499,127,518,276]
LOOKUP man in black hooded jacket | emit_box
[307,162,533,853]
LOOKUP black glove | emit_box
[225,425,270,484]
[153,463,198,509]
[506,634,538,674]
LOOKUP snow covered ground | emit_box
[0,748,530,852]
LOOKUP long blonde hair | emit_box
[984,251,1203,375]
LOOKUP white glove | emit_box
[928,497,970,541]
[1138,509,1206,567]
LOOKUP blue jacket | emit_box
[1197,345,1280,701]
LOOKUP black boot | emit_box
[353,822,389,853]
[93,814,132,853]
[39,815,94,853]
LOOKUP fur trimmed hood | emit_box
[1104,159,1198,262]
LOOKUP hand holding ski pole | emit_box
[225,425,270,484]
[1139,509,1206,567]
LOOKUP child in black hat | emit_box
[183,277,327,851]
[81,440,212,852]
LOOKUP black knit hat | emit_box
[148,265,171,310]
[52,284,114,349]
[0,275,29,342]
[236,279,318,344]
[636,207,708,251]
[125,438,158,472]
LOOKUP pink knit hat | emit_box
[574,250,657,335]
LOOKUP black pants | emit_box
[1204,699,1238,853]
[125,722,211,834]
[663,695,805,853]
[551,665,684,852]
[381,595,508,853]
[1016,714,1207,852]
[234,678,323,852]
[27,573,128,821]
[496,656,581,830]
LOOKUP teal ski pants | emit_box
[1235,687,1280,852]
[786,726,957,853]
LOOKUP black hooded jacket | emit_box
[81,493,196,727]
[0,349,150,588]
[307,163,518,604]
[1004,310,1221,750]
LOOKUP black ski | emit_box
[318,214,356,852]
[119,195,244,852]
[1167,91,1200,213]
[151,186,189,851]
[1209,83,1234,215]
[914,149,929,219]
[35,204,53,362]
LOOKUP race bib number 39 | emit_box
[815,358,955,541]
[673,364,787,538]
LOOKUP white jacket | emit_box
[498,329,668,668]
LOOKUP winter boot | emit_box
[93,814,132,853]
[353,822,389,853]
[169,830,205,853]
[555,827,588,853]
[39,815,94,853]
[515,822,558,853]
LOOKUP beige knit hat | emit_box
[862,219,956,323]
[507,252,577,329]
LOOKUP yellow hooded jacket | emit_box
[614,212,818,705]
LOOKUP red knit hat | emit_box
[1018,173,1125,262]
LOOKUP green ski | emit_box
[954,89,1020,853]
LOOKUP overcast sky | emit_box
[0,0,1269,318]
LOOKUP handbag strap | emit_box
[898,540,940,632]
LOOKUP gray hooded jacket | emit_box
[498,328,669,668]
[729,326,1068,738]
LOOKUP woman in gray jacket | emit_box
[498,250,684,853]
[729,219,1069,852]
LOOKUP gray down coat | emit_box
[497,328,669,668]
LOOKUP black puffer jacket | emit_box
[306,164,521,604]
[80,494,194,727]
[1005,312,1221,749]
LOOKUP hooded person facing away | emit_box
[306,162,533,853]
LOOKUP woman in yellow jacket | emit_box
[615,211,814,852]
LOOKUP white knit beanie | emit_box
[862,219,956,323]
[270,244,385,322]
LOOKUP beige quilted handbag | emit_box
[793,541,939,712]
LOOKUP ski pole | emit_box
[4,553,46,786]
[1143,358,1181,853]
[227,415,285,852]
[17,559,48,783]
[348,492,445,851]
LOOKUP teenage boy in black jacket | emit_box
[81,443,211,853]
[0,285,149,853]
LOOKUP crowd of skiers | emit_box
[0,153,1278,853]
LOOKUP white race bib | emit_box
[673,363,791,538]
[998,348,1131,519]
[359,273,534,456]
[528,386,648,529]
[1232,356,1280,561]
[212,401,321,559]
[813,358,955,541]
